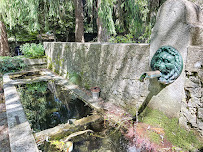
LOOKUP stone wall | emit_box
[44,42,150,116]
[44,42,203,136]
[44,0,203,136]
[23,58,47,70]
[180,46,203,136]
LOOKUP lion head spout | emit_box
[151,46,183,84]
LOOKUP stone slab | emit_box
[3,74,39,152]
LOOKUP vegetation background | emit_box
[0,0,202,56]
[0,0,202,151]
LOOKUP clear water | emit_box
[15,75,135,152]
[17,81,92,132]
[41,123,129,152]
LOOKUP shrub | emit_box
[109,34,136,43]
[20,43,45,58]
[0,56,26,74]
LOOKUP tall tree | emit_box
[74,0,85,42]
[98,0,116,41]
[0,21,10,56]
[0,1,10,56]
[97,0,108,42]
[0,0,75,42]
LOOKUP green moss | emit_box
[122,103,137,117]
[138,107,201,151]
[147,130,161,144]
[128,107,137,117]
[48,62,53,70]
[84,81,91,90]
[54,68,59,74]
[69,72,81,85]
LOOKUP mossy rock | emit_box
[138,107,202,151]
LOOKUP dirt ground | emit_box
[0,81,10,152]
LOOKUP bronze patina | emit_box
[150,46,183,84]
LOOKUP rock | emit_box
[198,108,203,120]
[179,116,189,130]
[0,88,3,93]
[197,120,203,136]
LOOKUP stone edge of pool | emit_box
[3,69,104,152]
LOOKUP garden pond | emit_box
[6,70,130,152]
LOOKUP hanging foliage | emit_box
[97,0,152,42]
[98,0,116,35]
[0,0,75,41]
[0,0,165,43]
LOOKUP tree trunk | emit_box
[74,0,85,42]
[0,21,10,56]
[97,0,108,42]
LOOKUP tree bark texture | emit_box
[74,0,85,42]
[0,21,9,56]
[97,0,108,42]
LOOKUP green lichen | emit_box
[138,107,201,151]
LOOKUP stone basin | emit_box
[3,69,130,152]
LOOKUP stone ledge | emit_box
[3,74,39,152]
[22,58,47,66]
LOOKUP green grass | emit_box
[138,107,202,151]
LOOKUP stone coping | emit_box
[22,58,46,66]
[3,69,104,152]
[3,74,40,152]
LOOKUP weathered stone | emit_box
[44,1,203,135]
[185,77,200,88]
[179,116,189,130]
[197,120,203,136]
[45,42,150,112]
[190,23,203,46]
[198,108,203,120]
[3,74,39,152]
[149,0,203,118]
[186,46,203,72]
[186,114,197,128]
[189,98,201,107]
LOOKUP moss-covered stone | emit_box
[147,130,161,144]
[139,107,202,151]
[69,72,82,85]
